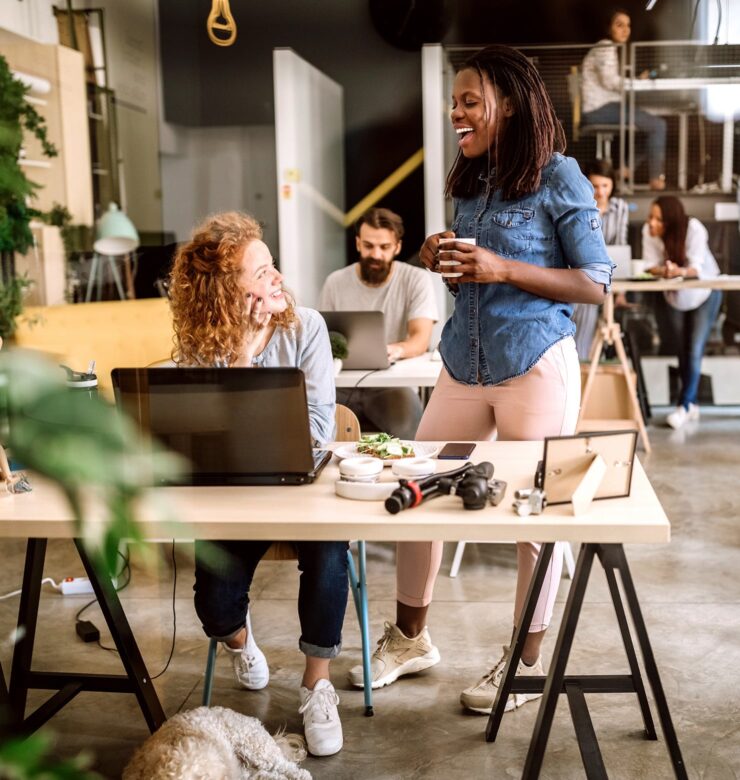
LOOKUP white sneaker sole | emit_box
[306,736,343,757]
[463,692,542,715]
[350,647,441,690]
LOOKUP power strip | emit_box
[61,577,95,596]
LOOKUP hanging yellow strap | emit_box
[207,0,237,47]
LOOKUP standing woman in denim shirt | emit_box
[348,46,613,715]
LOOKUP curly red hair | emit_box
[169,211,296,366]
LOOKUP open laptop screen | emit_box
[112,367,320,485]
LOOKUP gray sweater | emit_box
[164,307,336,446]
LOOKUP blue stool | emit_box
[202,542,374,715]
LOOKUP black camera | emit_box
[384,461,506,514]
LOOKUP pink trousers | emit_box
[397,338,581,632]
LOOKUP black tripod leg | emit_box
[74,540,166,732]
[598,545,657,740]
[486,543,555,742]
[8,539,46,726]
[522,543,597,779]
[614,545,687,779]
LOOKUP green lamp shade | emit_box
[94,203,139,255]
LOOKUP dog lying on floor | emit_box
[123,706,312,780]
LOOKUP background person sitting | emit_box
[169,211,348,757]
[572,159,628,359]
[580,8,666,190]
[319,207,438,439]
[642,196,722,430]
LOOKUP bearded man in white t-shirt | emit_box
[319,207,438,439]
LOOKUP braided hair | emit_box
[445,44,566,202]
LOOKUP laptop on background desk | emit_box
[607,245,632,279]
[111,367,331,485]
[320,311,390,369]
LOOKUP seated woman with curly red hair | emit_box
[169,211,346,757]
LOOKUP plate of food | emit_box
[333,433,440,465]
[628,273,658,281]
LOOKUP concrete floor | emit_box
[1,410,739,779]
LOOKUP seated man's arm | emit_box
[387,317,435,361]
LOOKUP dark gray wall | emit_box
[158,0,697,256]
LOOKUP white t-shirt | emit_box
[319,261,438,344]
[641,218,720,311]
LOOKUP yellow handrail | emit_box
[207,0,237,47]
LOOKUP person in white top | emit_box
[580,9,666,190]
[319,207,438,439]
[642,196,722,429]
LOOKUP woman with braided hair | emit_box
[348,44,613,716]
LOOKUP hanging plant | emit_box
[0,53,58,258]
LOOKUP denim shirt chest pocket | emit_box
[481,207,534,259]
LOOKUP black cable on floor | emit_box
[151,540,177,680]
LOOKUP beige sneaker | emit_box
[460,646,544,714]
[348,621,440,689]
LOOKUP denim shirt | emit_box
[441,153,613,386]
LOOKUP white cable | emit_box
[0,577,61,601]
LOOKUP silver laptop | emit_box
[607,245,632,279]
[319,311,390,370]
[111,367,331,485]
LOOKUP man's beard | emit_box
[359,257,392,285]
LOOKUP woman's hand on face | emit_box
[442,242,509,284]
[420,230,456,272]
[242,294,272,362]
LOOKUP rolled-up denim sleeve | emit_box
[546,157,614,291]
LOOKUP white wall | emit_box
[160,125,278,249]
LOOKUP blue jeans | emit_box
[194,540,349,658]
[583,102,666,181]
[662,290,722,408]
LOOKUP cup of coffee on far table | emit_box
[631,259,648,277]
[438,237,475,277]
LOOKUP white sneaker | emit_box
[687,403,700,421]
[666,405,689,429]
[222,612,269,690]
[460,646,544,714]
[347,621,440,690]
[298,678,343,756]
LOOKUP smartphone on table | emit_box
[437,442,476,460]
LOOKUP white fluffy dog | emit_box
[123,706,312,780]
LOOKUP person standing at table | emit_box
[169,212,347,757]
[572,159,630,359]
[319,207,438,439]
[642,196,721,430]
[348,45,613,715]
[581,8,667,191]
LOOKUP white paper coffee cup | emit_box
[438,237,475,277]
[631,259,647,277]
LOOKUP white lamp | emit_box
[86,203,140,302]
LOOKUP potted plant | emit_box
[328,330,348,375]
[0,53,57,284]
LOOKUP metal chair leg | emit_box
[347,543,374,715]
[202,638,218,707]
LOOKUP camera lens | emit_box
[385,486,412,514]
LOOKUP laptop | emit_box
[607,245,632,279]
[111,367,331,486]
[319,311,390,370]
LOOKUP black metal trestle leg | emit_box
[522,543,600,779]
[8,538,47,726]
[74,540,166,732]
[486,542,555,743]
[612,545,687,779]
[598,546,657,740]
[6,538,165,735]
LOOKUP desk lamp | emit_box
[86,203,140,302]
